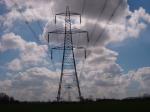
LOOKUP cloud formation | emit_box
[0,0,150,101]
[0,33,48,71]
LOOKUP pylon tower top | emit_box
[47,6,89,101]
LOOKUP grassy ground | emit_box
[0,100,150,112]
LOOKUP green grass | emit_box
[0,100,150,112]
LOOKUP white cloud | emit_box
[7,58,22,71]
[1,0,54,28]
[0,33,26,52]
[0,33,48,71]
[3,0,150,46]
[80,67,150,99]
[105,7,150,44]
[0,0,150,101]
[2,0,150,45]
[0,67,59,101]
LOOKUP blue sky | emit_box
[0,0,149,74]
[128,0,150,13]
[1,0,150,101]
[108,0,150,73]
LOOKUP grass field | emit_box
[0,99,150,112]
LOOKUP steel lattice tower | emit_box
[47,6,89,101]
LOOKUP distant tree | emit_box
[142,94,150,98]
[0,93,16,103]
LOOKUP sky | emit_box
[0,0,150,101]
[108,0,150,73]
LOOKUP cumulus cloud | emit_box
[0,0,54,29]
[105,7,150,44]
[2,0,150,45]
[7,58,22,71]
[0,33,26,52]
[0,33,48,71]
[0,0,150,101]
[0,67,59,101]
[80,67,150,99]
[0,32,59,101]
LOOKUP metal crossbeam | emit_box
[47,6,88,101]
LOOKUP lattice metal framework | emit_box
[47,6,89,101]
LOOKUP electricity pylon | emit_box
[47,6,89,101]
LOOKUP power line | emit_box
[49,0,54,16]
[81,0,86,15]
[79,0,107,80]
[72,0,88,81]
[49,7,87,101]
[90,0,108,40]
[10,0,58,76]
[79,0,123,78]
[30,9,43,32]
[78,0,93,81]
[47,0,60,77]
[11,0,40,42]
[11,0,59,78]
[23,3,43,33]
[93,0,123,46]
